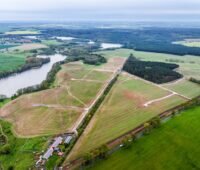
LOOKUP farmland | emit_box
[66,73,187,161]
[163,79,200,99]
[173,39,200,48]
[5,30,40,35]
[86,106,200,170]
[0,51,28,73]
[0,62,113,137]
[10,43,48,52]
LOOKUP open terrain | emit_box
[86,106,200,170]
[66,73,187,161]
[173,39,200,48]
[5,30,40,35]
[10,43,48,52]
[65,49,200,162]
[0,61,114,137]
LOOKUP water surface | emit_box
[0,54,66,97]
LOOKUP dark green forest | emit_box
[123,54,182,84]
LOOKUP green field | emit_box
[99,49,200,79]
[173,40,200,48]
[0,51,29,73]
[0,120,48,170]
[163,79,200,99]
[5,30,40,35]
[86,106,200,170]
[67,74,186,161]
[42,40,63,46]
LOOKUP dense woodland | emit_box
[61,47,107,65]
[123,54,182,84]
[42,28,200,56]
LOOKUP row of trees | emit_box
[189,77,200,85]
[123,54,183,84]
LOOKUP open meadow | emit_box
[66,73,187,161]
[86,106,200,170]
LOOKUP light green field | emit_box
[10,43,48,52]
[67,74,186,161]
[0,120,48,170]
[42,40,63,46]
[173,40,200,48]
[99,49,200,79]
[5,30,40,35]
[69,81,103,105]
[0,51,31,73]
[163,79,200,99]
[86,106,200,170]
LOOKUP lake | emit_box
[0,54,66,97]
[101,43,122,49]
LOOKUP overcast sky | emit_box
[1,0,200,21]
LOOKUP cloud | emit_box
[0,0,200,21]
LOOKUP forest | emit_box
[42,28,200,56]
[123,54,182,84]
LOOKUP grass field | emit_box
[41,40,63,46]
[10,43,48,51]
[0,62,113,137]
[173,39,200,48]
[5,30,40,35]
[99,49,200,79]
[0,51,30,73]
[0,120,48,170]
[66,74,187,161]
[86,106,200,170]
[163,79,200,99]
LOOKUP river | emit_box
[0,54,66,97]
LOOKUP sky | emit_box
[0,0,200,21]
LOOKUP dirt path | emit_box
[123,72,191,101]
[32,104,83,111]
[70,78,103,83]
[143,92,176,107]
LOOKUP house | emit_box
[42,136,63,160]
[64,136,73,144]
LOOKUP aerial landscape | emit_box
[0,0,200,169]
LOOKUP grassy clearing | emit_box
[99,49,200,79]
[86,106,200,170]
[5,30,40,35]
[163,80,200,99]
[0,120,48,170]
[67,74,186,161]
